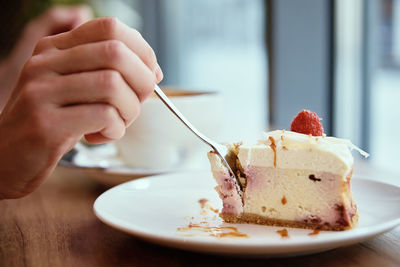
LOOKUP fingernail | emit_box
[155,63,163,83]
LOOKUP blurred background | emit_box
[1,0,399,174]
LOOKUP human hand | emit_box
[0,17,163,198]
[0,5,92,107]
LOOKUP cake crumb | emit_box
[281,196,287,205]
[276,228,289,238]
[261,206,266,212]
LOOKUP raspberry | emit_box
[290,110,324,136]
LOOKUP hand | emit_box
[0,5,92,108]
[0,17,163,199]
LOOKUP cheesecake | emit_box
[207,130,368,231]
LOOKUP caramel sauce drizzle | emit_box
[177,224,248,238]
[198,198,208,208]
[198,199,219,214]
[346,168,354,183]
[308,229,320,236]
[210,207,219,213]
[281,196,287,205]
[276,228,289,238]
[268,136,277,167]
[281,137,288,149]
[177,199,247,238]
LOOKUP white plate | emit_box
[93,171,400,256]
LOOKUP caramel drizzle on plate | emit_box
[177,199,247,238]
[308,229,320,236]
[177,224,248,238]
[276,228,289,238]
[198,198,219,214]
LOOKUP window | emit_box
[368,0,400,173]
[137,0,268,142]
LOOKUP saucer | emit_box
[58,143,185,186]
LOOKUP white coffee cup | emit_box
[114,88,223,170]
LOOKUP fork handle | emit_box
[153,85,216,149]
[153,85,242,193]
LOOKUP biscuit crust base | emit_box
[221,212,359,231]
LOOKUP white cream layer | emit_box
[209,130,361,176]
[235,130,366,177]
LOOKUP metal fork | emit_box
[153,85,242,193]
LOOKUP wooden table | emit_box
[0,161,399,267]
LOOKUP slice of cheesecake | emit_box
[207,130,368,231]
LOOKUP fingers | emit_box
[50,17,159,77]
[17,16,162,145]
[32,5,93,36]
[48,70,141,126]
[60,104,126,141]
[68,6,94,29]
[155,64,163,83]
[43,40,155,102]
[84,132,115,144]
